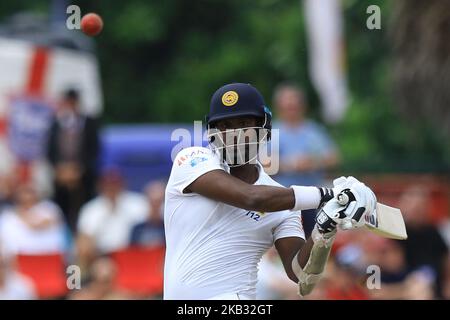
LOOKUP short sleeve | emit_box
[34,201,63,222]
[0,211,19,255]
[167,147,225,195]
[273,211,305,241]
[77,202,100,237]
[123,193,149,222]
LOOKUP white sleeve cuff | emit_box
[290,185,321,211]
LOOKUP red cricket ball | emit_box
[81,13,103,36]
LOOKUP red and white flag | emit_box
[0,37,102,187]
[304,0,349,124]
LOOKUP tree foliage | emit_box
[0,0,448,172]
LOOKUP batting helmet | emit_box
[206,83,272,134]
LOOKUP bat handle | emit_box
[337,192,350,205]
[341,218,353,230]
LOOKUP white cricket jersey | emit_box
[163,146,304,300]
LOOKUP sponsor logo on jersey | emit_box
[244,210,264,222]
[177,149,208,166]
[190,156,208,167]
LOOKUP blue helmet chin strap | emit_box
[263,105,272,140]
[264,105,272,118]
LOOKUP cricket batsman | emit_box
[163,83,376,300]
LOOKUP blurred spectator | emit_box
[323,248,369,300]
[398,185,449,298]
[0,247,36,300]
[367,239,434,300]
[69,257,128,300]
[256,247,298,299]
[0,174,16,211]
[272,83,340,236]
[272,83,340,186]
[130,181,166,247]
[0,184,66,255]
[47,88,100,233]
[443,257,450,299]
[370,239,408,284]
[76,168,148,269]
[302,255,368,300]
[438,220,450,250]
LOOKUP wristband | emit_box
[290,186,321,211]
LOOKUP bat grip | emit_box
[337,192,350,205]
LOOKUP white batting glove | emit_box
[316,177,377,233]
[317,176,357,208]
[333,176,361,193]
[315,198,346,234]
[315,176,361,233]
[336,182,377,230]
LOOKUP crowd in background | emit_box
[259,184,450,299]
[0,88,166,299]
[0,85,449,300]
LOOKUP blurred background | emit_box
[0,0,449,300]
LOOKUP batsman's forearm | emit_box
[248,185,322,213]
[189,170,324,213]
[246,185,296,212]
[283,236,315,283]
[297,236,315,268]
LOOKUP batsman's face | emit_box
[209,116,268,167]
[214,117,258,131]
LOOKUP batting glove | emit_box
[317,176,359,208]
[336,182,377,230]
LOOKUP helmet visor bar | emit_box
[207,127,269,167]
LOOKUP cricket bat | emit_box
[364,203,408,240]
[337,192,408,240]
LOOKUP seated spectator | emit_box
[0,174,16,211]
[130,181,166,247]
[68,257,129,300]
[367,239,434,300]
[76,168,148,269]
[0,184,66,255]
[399,185,449,298]
[323,247,369,300]
[0,245,36,300]
[438,220,450,252]
[443,257,450,299]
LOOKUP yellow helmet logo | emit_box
[222,91,239,107]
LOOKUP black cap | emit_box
[207,83,271,126]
